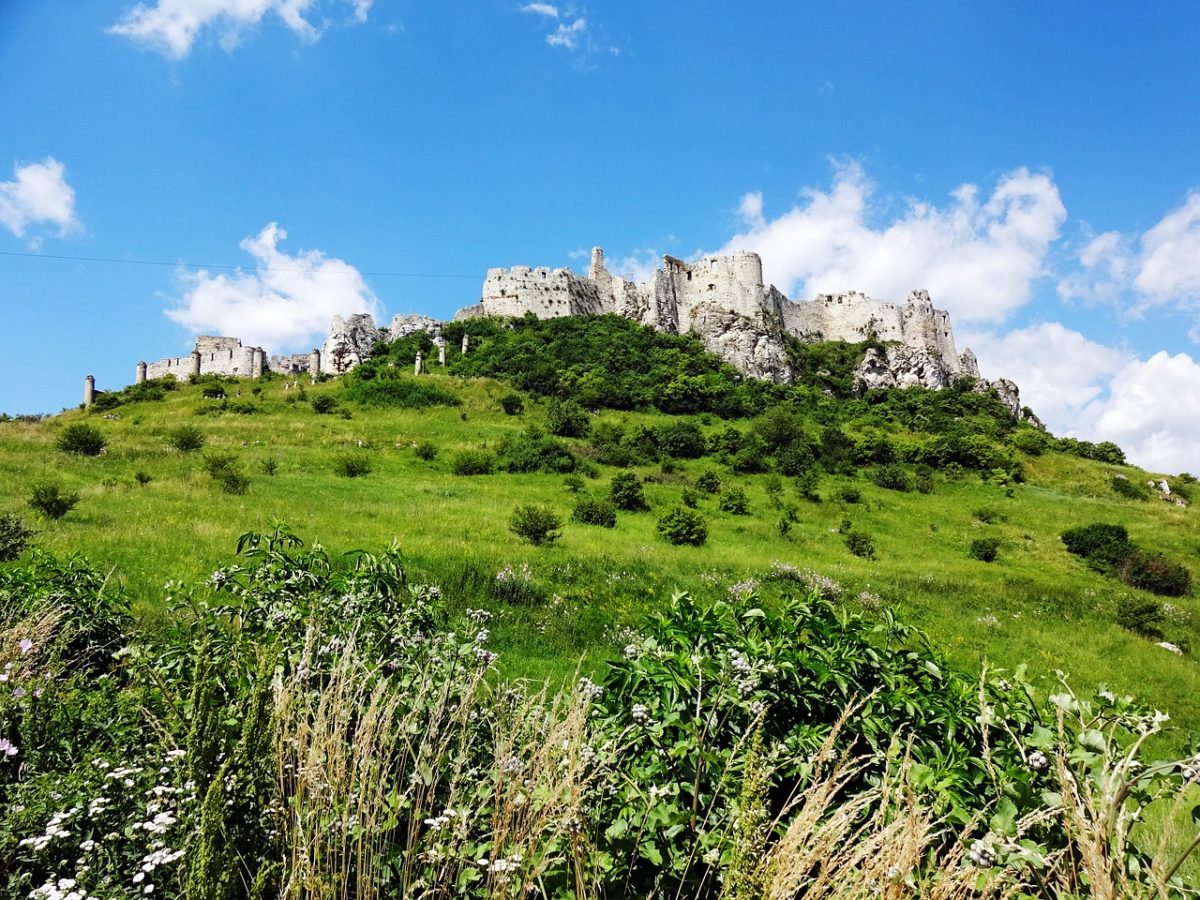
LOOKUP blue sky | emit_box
[3,1,1200,471]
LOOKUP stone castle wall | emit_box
[471,246,976,380]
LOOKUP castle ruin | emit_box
[121,244,1022,410]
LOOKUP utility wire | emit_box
[0,248,478,279]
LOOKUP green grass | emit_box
[3,372,1200,741]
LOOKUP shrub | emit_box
[28,482,80,520]
[167,424,205,452]
[334,453,373,478]
[915,464,935,494]
[656,506,708,545]
[680,488,700,508]
[0,513,33,560]
[415,441,438,461]
[510,504,562,545]
[838,485,862,504]
[973,507,1007,524]
[499,393,524,415]
[969,537,1001,563]
[610,472,648,511]
[203,452,249,494]
[499,428,577,474]
[1111,475,1150,501]
[1120,551,1193,597]
[1010,427,1050,456]
[311,394,338,415]
[56,423,106,456]
[1116,596,1165,638]
[718,486,750,515]
[134,470,152,486]
[451,450,495,476]
[1061,523,1132,570]
[340,372,462,409]
[262,458,278,476]
[563,474,585,493]
[546,398,590,437]
[573,496,617,528]
[655,419,706,459]
[695,469,721,494]
[844,530,876,559]
[794,468,821,503]
[872,464,915,492]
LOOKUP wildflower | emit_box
[631,704,651,726]
[0,737,18,757]
[577,677,603,701]
[12,687,25,699]
[1028,750,1049,771]
[18,638,33,655]
[623,644,638,660]
[967,838,998,868]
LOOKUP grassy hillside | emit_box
[2,317,1198,740]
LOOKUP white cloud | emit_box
[546,17,587,48]
[721,162,1067,324]
[1059,190,1200,334]
[521,3,559,17]
[968,322,1200,474]
[165,223,382,350]
[109,0,370,58]
[0,158,80,239]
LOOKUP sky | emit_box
[2,1,1200,473]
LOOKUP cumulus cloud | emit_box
[165,223,382,350]
[109,0,369,58]
[721,162,1067,324]
[968,322,1200,474]
[521,3,559,16]
[1059,190,1200,338]
[0,158,80,239]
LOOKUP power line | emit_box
[0,248,478,279]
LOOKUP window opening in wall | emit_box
[687,272,692,281]
[708,284,715,290]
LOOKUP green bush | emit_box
[28,482,80,520]
[1120,551,1193,597]
[261,458,278,476]
[1111,476,1150,501]
[546,398,590,437]
[510,504,562,545]
[167,424,205,452]
[311,394,339,415]
[718,486,750,515]
[969,537,1001,563]
[134,470,152,485]
[0,513,33,560]
[56,423,107,456]
[610,471,648,511]
[499,393,525,415]
[973,507,1007,524]
[654,419,706,459]
[1116,596,1165,637]
[1061,523,1132,570]
[680,488,700,508]
[334,453,373,478]
[203,452,249,494]
[656,505,708,545]
[573,496,617,528]
[837,485,862,504]
[844,530,876,559]
[415,441,438,461]
[499,428,577,474]
[341,371,462,408]
[871,464,915,492]
[451,450,495,476]
[1009,427,1050,456]
[695,469,722,494]
[217,468,250,494]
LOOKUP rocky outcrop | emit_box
[688,305,793,384]
[322,313,381,375]
[854,345,960,392]
[389,314,441,341]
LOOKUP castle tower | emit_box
[589,247,605,279]
[250,348,264,379]
[135,361,147,384]
[189,350,202,381]
[83,375,95,407]
[461,333,469,355]
[309,348,321,380]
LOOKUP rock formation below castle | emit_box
[459,247,995,397]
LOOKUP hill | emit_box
[2,315,1196,729]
